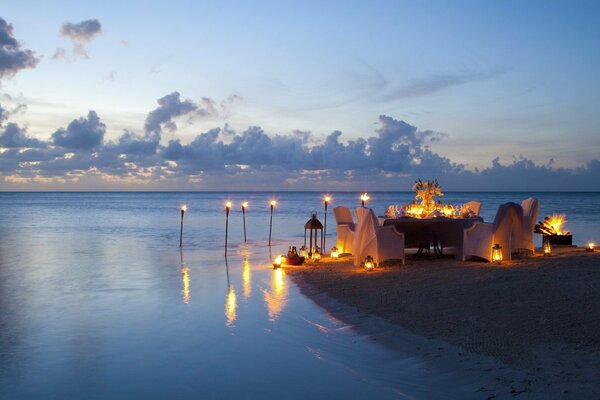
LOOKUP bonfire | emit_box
[535,214,570,236]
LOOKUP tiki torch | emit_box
[225,201,232,254]
[179,205,187,247]
[360,193,370,207]
[322,195,331,252]
[268,200,277,246]
[242,201,248,243]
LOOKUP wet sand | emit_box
[288,247,600,399]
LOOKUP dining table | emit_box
[379,216,483,259]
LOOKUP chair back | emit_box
[521,198,539,224]
[463,201,481,216]
[353,207,375,266]
[493,202,523,260]
[333,206,354,225]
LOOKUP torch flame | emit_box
[181,205,187,212]
[360,193,370,202]
[270,200,277,207]
[225,201,232,209]
[242,201,249,209]
[324,195,331,203]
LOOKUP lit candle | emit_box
[360,193,370,207]
[330,246,339,258]
[587,242,595,252]
[273,255,283,269]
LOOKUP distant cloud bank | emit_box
[0,94,598,190]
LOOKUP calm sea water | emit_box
[1,192,598,399]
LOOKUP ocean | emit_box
[1,192,598,399]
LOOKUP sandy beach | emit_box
[288,247,600,399]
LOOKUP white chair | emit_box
[463,202,523,262]
[352,207,372,265]
[353,208,405,266]
[514,198,539,254]
[333,206,355,255]
[463,201,481,216]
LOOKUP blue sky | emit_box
[1,1,599,190]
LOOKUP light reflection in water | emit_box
[263,267,287,321]
[180,250,190,304]
[225,287,237,327]
[181,267,190,304]
[242,257,251,298]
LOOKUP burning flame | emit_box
[181,205,187,212]
[242,201,249,209]
[270,200,277,207]
[547,214,566,235]
[360,193,370,203]
[225,201,232,209]
[324,195,331,203]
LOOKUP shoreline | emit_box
[288,248,600,399]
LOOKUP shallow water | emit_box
[1,192,598,399]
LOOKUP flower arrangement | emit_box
[412,179,444,215]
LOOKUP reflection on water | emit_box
[226,287,237,327]
[224,257,237,327]
[243,257,251,299]
[180,250,190,304]
[263,267,288,321]
[181,267,190,304]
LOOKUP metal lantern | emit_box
[364,255,375,271]
[587,242,595,252]
[543,236,552,256]
[491,243,503,264]
[304,212,323,259]
[330,246,339,258]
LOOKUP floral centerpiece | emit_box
[412,179,443,216]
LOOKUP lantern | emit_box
[273,255,283,269]
[491,244,503,264]
[304,212,323,260]
[299,245,308,258]
[313,248,321,262]
[330,246,339,258]
[587,242,595,252]
[543,236,552,256]
[364,255,375,271]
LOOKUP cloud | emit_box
[59,19,102,58]
[379,70,501,101]
[0,123,47,148]
[144,92,212,135]
[0,17,39,79]
[51,110,105,149]
[1,97,598,191]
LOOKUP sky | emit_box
[1,0,599,191]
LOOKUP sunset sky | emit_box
[1,1,599,190]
